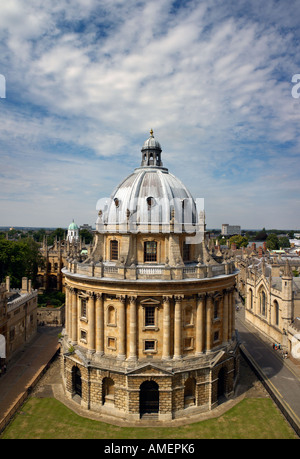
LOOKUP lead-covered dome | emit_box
[96,131,198,233]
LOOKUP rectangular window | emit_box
[145,306,155,326]
[107,337,116,350]
[144,241,157,262]
[144,340,155,351]
[214,301,219,319]
[213,331,219,342]
[182,242,190,262]
[110,240,119,260]
[80,330,87,342]
[184,337,193,350]
[81,299,87,318]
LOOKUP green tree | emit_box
[79,228,93,244]
[32,228,47,243]
[229,235,249,249]
[0,238,43,288]
[47,228,66,246]
[278,236,290,249]
[255,228,268,241]
[266,233,279,250]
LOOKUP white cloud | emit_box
[0,0,299,229]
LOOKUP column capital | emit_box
[95,292,103,300]
[117,295,126,303]
[129,295,137,303]
[163,295,172,303]
[174,294,184,302]
[197,293,206,301]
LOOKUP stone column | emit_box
[229,288,234,340]
[71,287,77,344]
[95,293,104,355]
[196,294,205,354]
[162,296,171,360]
[65,286,70,336]
[128,296,137,360]
[173,295,183,359]
[206,294,213,352]
[118,295,126,360]
[87,291,95,354]
[228,288,233,340]
[67,286,73,340]
[222,290,229,344]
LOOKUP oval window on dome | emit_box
[114,198,120,207]
[146,196,155,208]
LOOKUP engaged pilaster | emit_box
[95,293,104,355]
[196,293,205,354]
[173,295,184,359]
[128,296,137,361]
[117,295,126,360]
[206,293,213,352]
[162,296,171,360]
[87,291,95,354]
[70,287,77,344]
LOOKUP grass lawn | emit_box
[1,397,297,439]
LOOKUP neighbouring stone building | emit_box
[60,130,239,421]
[37,304,65,327]
[235,248,300,357]
[37,223,92,293]
[0,276,38,365]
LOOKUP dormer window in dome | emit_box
[146,196,155,209]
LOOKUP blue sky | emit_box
[0,0,300,230]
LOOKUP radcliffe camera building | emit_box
[60,131,239,421]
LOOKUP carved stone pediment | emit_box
[140,298,161,305]
[126,363,173,376]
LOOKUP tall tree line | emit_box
[0,237,42,288]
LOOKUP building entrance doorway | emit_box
[72,366,82,397]
[140,380,159,416]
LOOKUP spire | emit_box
[283,259,292,278]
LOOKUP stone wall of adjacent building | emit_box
[37,304,65,327]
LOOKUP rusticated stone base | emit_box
[61,341,239,423]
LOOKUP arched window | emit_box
[185,306,193,326]
[140,380,159,416]
[260,289,266,316]
[274,300,279,326]
[72,366,82,397]
[248,288,253,309]
[107,305,116,325]
[110,240,119,261]
[184,377,196,407]
[217,367,227,399]
[102,377,115,405]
